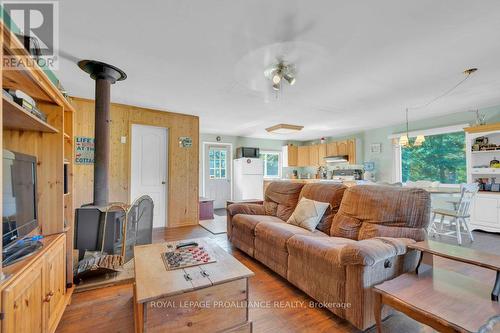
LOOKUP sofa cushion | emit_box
[233,214,284,233]
[287,197,330,231]
[231,214,284,256]
[256,221,328,249]
[254,221,327,277]
[299,183,347,234]
[330,185,430,240]
[264,182,305,221]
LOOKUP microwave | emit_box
[236,147,260,158]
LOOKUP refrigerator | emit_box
[233,158,264,201]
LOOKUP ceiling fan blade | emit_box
[57,49,82,63]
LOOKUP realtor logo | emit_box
[2,1,59,69]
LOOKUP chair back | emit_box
[457,183,479,217]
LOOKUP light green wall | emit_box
[199,133,299,192]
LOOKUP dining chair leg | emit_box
[462,217,474,242]
[455,218,462,245]
[438,215,445,234]
[429,212,437,236]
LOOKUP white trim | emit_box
[388,123,469,139]
[260,150,282,179]
[202,141,233,200]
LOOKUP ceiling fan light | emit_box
[284,74,295,85]
[272,73,281,84]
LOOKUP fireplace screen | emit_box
[121,195,154,262]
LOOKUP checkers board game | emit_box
[161,242,216,270]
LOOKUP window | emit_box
[209,147,227,179]
[260,151,281,179]
[400,131,466,184]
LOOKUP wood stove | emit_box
[74,61,153,263]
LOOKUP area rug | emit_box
[199,215,227,234]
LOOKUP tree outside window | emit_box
[260,151,281,179]
[401,131,466,184]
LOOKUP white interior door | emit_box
[204,144,231,209]
[131,124,168,228]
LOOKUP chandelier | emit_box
[399,108,425,148]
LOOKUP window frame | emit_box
[391,124,468,187]
[260,150,282,179]
[208,146,228,180]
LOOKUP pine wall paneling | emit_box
[71,97,199,227]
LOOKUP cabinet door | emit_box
[347,139,356,164]
[326,142,337,156]
[318,144,327,166]
[337,141,348,155]
[297,146,310,167]
[309,145,319,167]
[287,145,298,167]
[2,261,44,333]
[472,196,499,227]
[44,236,67,333]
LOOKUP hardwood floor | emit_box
[56,226,495,333]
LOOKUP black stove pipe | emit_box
[78,60,127,206]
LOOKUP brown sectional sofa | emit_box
[227,182,430,330]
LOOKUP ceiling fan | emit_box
[264,60,296,91]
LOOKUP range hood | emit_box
[324,155,349,163]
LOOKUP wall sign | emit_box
[370,143,382,153]
[75,136,95,164]
[179,136,192,148]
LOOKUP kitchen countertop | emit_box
[265,179,462,193]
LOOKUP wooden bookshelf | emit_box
[3,96,59,132]
[1,20,76,331]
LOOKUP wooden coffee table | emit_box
[373,240,500,333]
[133,238,254,333]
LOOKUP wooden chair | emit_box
[429,183,479,245]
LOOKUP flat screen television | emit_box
[2,150,38,249]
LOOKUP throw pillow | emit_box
[287,197,330,231]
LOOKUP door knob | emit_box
[161,181,166,184]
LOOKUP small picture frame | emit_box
[370,143,381,153]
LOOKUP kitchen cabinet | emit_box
[282,144,298,167]
[326,142,338,156]
[1,234,68,333]
[337,140,348,155]
[470,193,500,232]
[318,144,327,166]
[347,139,356,164]
[297,146,310,167]
[309,145,319,167]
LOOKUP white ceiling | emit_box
[54,0,500,140]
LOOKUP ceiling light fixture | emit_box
[400,68,478,148]
[266,123,304,134]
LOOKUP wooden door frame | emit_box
[202,142,233,201]
[129,122,169,228]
